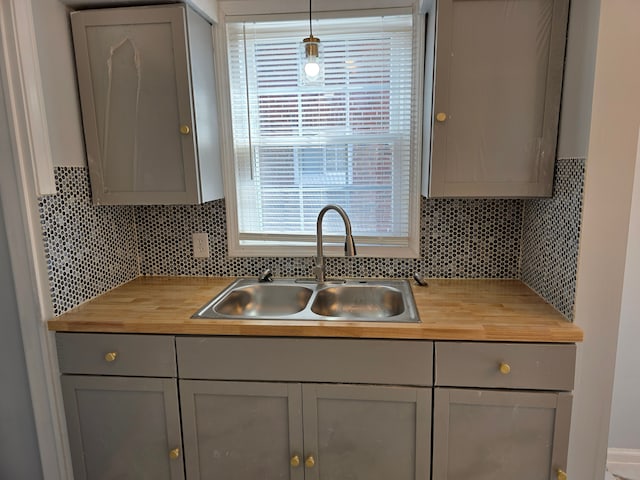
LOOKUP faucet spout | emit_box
[313,204,357,282]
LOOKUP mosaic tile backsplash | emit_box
[521,158,586,319]
[39,167,139,315]
[40,159,585,317]
[135,197,523,280]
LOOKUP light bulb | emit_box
[304,59,320,78]
[302,35,321,81]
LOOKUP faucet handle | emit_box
[413,273,428,287]
[258,269,273,282]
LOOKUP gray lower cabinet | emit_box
[180,380,302,480]
[179,380,431,480]
[60,375,184,480]
[432,342,575,480]
[57,333,183,480]
[56,334,577,480]
[432,388,572,480]
[302,383,431,480]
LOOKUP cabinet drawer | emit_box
[57,333,176,377]
[435,342,575,390]
[177,337,433,386]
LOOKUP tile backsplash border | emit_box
[39,158,585,318]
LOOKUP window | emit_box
[222,9,422,257]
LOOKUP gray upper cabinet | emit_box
[426,0,570,197]
[70,4,223,205]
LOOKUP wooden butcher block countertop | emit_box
[47,276,583,342]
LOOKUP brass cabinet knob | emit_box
[435,112,447,122]
[499,362,511,375]
[304,455,315,468]
[179,124,191,135]
[104,352,117,362]
[557,469,567,480]
[290,455,300,467]
[169,448,180,460]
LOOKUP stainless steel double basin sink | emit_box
[193,278,420,323]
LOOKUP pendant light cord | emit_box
[309,0,313,37]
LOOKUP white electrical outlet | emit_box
[192,233,210,258]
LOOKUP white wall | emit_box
[569,0,640,477]
[32,0,85,167]
[608,129,640,449]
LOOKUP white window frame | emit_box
[215,0,425,258]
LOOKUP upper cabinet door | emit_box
[71,5,223,205]
[428,0,569,197]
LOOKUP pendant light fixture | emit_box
[302,0,321,80]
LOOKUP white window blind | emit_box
[225,13,420,255]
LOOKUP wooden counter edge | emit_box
[47,319,584,343]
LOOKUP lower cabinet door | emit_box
[432,388,572,480]
[179,380,304,480]
[61,375,184,480]
[302,384,432,480]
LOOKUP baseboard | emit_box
[607,448,640,479]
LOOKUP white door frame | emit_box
[0,0,72,478]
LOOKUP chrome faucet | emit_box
[313,205,356,282]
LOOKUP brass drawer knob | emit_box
[290,455,300,467]
[499,362,511,375]
[435,112,447,122]
[104,352,117,362]
[305,455,315,468]
[179,124,191,135]
[169,448,180,460]
[557,469,567,480]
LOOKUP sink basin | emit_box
[193,278,419,323]
[310,285,405,319]
[214,284,313,317]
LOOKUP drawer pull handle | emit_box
[305,455,315,468]
[169,448,180,460]
[435,112,447,122]
[499,362,511,375]
[104,352,118,362]
[179,124,191,135]
[290,455,301,467]
[557,469,567,480]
